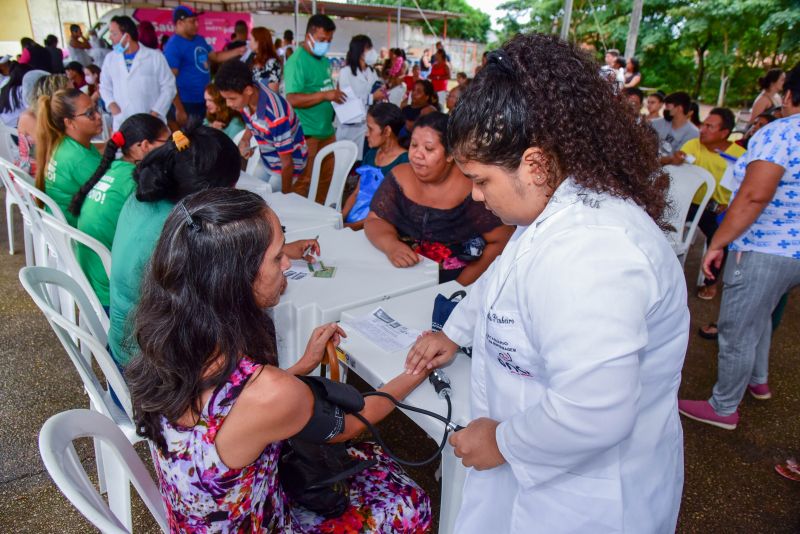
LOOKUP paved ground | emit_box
[0,193,797,533]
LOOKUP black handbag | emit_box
[432,290,472,357]
[278,438,374,517]
[278,374,376,518]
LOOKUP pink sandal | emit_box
[775,458,800,482]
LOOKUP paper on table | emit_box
[332,86,366,125]
[284,260,312,281]
[345,307,421,352]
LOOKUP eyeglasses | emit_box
[73,106,99,120]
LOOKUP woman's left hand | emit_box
[283,239,320,263]
[293,323,347,375]
[450,417,506,470]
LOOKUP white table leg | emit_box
[437,442,467,534]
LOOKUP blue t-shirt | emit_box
[163,34,212,103]
[123,50,137,71]
[729,113,800,259]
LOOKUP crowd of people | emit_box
[3,4,799,531]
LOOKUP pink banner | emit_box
[133,8,252,51]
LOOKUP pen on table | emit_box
[303,235,319,259]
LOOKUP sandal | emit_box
[775,459,800,482]
[698,322,718,340]
[697,285,717,300]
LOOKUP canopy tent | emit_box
[91,0,460,47]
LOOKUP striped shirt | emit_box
[241,82,308,180]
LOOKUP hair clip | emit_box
[172,130,190,152]
[110,131,125,147]
[486,50,515,76]
[179,203,201,233]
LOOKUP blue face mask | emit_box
[309,36,330,57]
[113,35,129,54]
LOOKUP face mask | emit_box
[85,74,96,85]
[308,35,330,57]
[364,48,379,65]
[113,35,129,54]
[663,109,673,122]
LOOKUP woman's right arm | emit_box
[749,95,769,124]
[364,211,420,267]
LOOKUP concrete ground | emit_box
[0,193,798,533]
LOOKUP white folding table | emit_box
[267,192,343,236]
[337,280,472,534]
[237,173,343,236]
[271,226,439,369]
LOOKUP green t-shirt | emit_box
[108,195,175,366]
[44,137,102,226]
[76,160,137,307]
[284,46,335,139]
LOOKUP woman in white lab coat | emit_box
[336,35,382,160]
[406,33,689,533]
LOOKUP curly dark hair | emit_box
[448,33,669,228]
[127,188,277,451]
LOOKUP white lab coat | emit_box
[336,65,378,160]
[100,46,176,131]
[443,178,688,533]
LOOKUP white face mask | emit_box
[364,48,379,65]
[85,74,96,85]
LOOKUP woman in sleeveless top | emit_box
[128,188,432,532]
[749,68,784,126]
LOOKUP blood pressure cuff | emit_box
[293,376,365,443]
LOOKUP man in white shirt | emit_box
[100,16,176,131]
[67,24,93,66]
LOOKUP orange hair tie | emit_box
[172,130,190,152]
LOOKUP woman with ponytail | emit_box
[108,123,322,366]
[72,113,169,309]
[35,88,103,225]
[15,73,71,175]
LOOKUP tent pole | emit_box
[560,0,573,41]
[294,0,299,45]
[396,0,401,48]
[624,0,644,60]
[55,0,64,46]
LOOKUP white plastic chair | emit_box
[232,129,262,177]
[236,171,272,199]
[307,140,358,210]
[39,211,112,331]
[20,266,141,531]
[663,164,716,266]
[12,171,68,267]
[39,409,168,534]
[0,157,33,261]
[0,124,18,163]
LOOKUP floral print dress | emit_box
[151,357,432,533]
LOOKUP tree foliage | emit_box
[494,0,800,106]
[356,0,491,42]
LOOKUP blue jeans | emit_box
[710,251,800,415]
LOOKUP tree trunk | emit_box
[717,31,729,107]
[694,45,706,99]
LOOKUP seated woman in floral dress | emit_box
[365,112,514,285]
[127,187,432,533]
